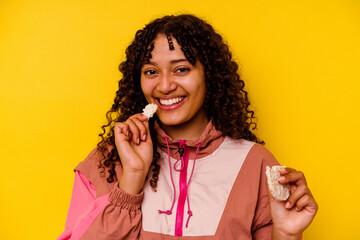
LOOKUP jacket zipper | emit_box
[174,141,188,236]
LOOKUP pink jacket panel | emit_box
[58,171,143,240]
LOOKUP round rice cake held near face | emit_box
[142,103,158,119]
[266,165,290,201]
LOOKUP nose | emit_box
[157,73,177,94]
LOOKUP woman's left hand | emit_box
[268,168,318,240]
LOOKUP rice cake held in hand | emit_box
[142,103,158,119]
[266,165,290,201]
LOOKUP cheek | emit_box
[197,80,207,101]
[140,78,151,98]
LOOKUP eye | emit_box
[143,69,158,76]
[175,67,190,74]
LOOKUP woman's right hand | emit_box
[114,113,153,194]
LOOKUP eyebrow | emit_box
[144,58,188,66]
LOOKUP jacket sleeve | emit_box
[251,144,278,240]
[251,145,303,240]
[58,171,143,240]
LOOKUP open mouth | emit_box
[158,97,185,106]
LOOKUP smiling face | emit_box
[140,34,208,139]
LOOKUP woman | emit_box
[58,14,317,240]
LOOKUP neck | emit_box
[160,111,209,141]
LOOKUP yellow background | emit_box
[0,0,359,239]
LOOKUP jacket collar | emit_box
[154,120,225,159]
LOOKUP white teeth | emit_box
[159,97,184,106]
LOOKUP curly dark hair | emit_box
[97,14,264,191]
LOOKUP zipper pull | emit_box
[178,147,184,157]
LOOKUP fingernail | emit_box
[285,202,291,209]
[136,138,140,144]
[278,176,285,182]
[295,207,299,211]
[142,134,146,141]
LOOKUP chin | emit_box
[158,119,184,127]
[157,114,187,127]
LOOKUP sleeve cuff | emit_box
[108,182,144,211]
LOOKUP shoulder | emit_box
[74,144,118,197]
[75,147,105,176]
[221,137,256,149]
[246,143,279,167]
[222,140,280,183]
[75,143,115,173]
[219,137,279,166]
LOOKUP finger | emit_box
[126,118,141,144]
[290,184,297,194]
[278,170,307,186]
[284,167,296,172]
[131,113,149,122]
[294,194,315,212]
[279,167,294,175]
[143,121,152,144]
[114,122,130,139]
[131,117,148,141]
[285,184,311,209]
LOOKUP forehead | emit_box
[148,34,186,61]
